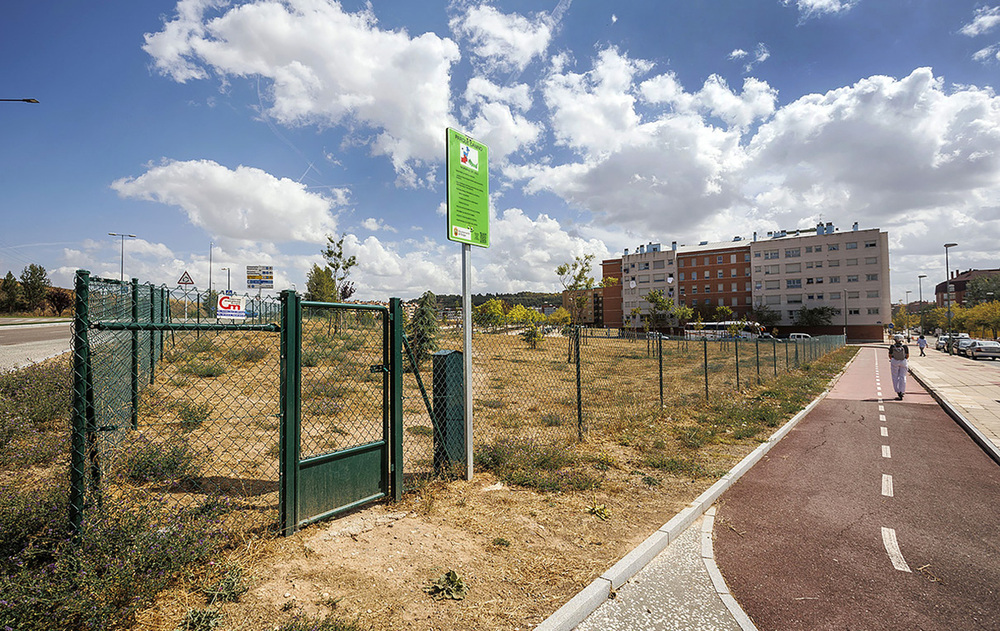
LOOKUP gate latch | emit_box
[369,364,387,373]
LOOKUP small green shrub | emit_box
[540,412,563,427]
[475,438,599,492]
[227,345,269,363]
[188,337,216,353]
[424,570,468,600]
[643,453,704,478]
[203,565,249,604]
[406,425,434,437]
[176,401,213,429]
[276,614,367,631]
[118,436,201,482]
[175,608,223,631]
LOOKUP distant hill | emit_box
[431,291,561,309]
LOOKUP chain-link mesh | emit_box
[399,309,846,486]
[299,305,387,461]
[71,272,282,535]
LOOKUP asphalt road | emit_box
[714,346,1000,630]
[0,322,72,370]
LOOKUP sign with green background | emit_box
[446,128,489,248]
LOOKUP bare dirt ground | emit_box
[135,442,750,631]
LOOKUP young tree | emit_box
[548,307,571,328]
[751,305,782,329]
[0,271,20,313]
[47,288,74,315]
[305,264,335,302]
[795,306,837,327]
[321,233,357,299]
[673,304,694,333]
[714,305,733,322]
[965,274,1000,306]
[19,264,51,312]
[556,254,597,327]
[644,289,674,334]
[408,291,440,369]
[473,298,506,331]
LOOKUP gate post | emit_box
[279,290,302,535]
[389,298,404,501]
[70,270,90,535]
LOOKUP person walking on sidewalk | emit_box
[917,335,928,356]
[889,335,909,400]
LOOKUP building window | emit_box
[787,279,802,288]
[806,278,814,285]
[815,261,823,268]
[692,299,698,305]
[754,251,762,258]
[679,272,685,281]
[765,280,779,290]
[731,283,738,292]
[691,286,698,294]
[828,260,840,267]
[745,267,751,276]
[717,255,724,264]
[865,257,877,265]
[705,257,711,265]
[653,274,665,282]
[755,281,763,290]
[805,246,813,253]
[828,244,840,251]
[705,285,711,293]
[830,276,840,283]
[639,275,649,283]
[807,294,815,300]
[786,263,801,273]
[744,253,751,262]
[717,283,724,292]
[848,308,861,315]
[754,266,762,273]
[765,295,781,305]
[847,291,860,299]
[806,261,814,269]
[764,249,779,260]
[717,270,724,278]
[704,298,712,305]
[846,242,858,249]
[847,275,859,283]
[816,293,824,300]
[639,262,650,270]
[867,307,880,314]
[830,291,841,300]
[731,268,738,277]
[788,310,799,319]
[866,273,879,281]
[653,260,665,269]
[680,287,686,295]
[745,282,752,291]
[691,271,698,280]
[864,240,877,248]
[785,248,801,257]
[846,258,858,266]
[867,290,880,298]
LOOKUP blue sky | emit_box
[2,0,999,302]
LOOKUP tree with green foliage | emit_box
[714,304,733,322]
[408,291,439,369]
[321,233,357,299]
[548,307,571,328]
[556,254,597,327]
[304,264,335,302]
[473,298,507,331]
[673,304,694,332]
[521,323,544,349]
[19,264,50,312]
[965,274,1000,306]
[0,271,20,313]
[795,306,837,327]
[644,289,674,334]
[751,305,782,329]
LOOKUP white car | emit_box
[968,340,1000,361]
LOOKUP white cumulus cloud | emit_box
[961,6,1000,37]
[111,159,344,244]
[450,4,553,74]
[143,0,460,183]
[782,0,859,20]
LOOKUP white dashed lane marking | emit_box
[882,474,894,497]
[881,427,888,437]
[882,445,891,458]
[881,527,912,572]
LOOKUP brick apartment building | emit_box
[934,268,1000,307]
[597,222,890,342]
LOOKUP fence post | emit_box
[389,298,404,501]
[278,289,302,535]
[735,338,740,391]
[773,338,778,377]
[658,333,664,409]
[70,270,91,535]
[149,284,156,385]
[703,337,709,403]
[130,278,139,430]
[575,326,583,441]
[784,339,789,373]
[794,340,799,367]
[755,338,761,385]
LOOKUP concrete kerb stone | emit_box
[908,366,1000,466]
[535,349,859,631]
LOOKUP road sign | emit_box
[246,265,274,289]
[178,271,194,285]
[217,293,246,319]
[446,128,489,248]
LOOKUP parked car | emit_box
[936,335,950,351]
[955,338,977,356]
[789,333,811,340]
[967,340,1000,360]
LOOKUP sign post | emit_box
[178,271,195,319]
[446,128,489,481]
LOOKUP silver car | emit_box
[968,340,1000,361]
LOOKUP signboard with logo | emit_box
[446,128,489,248]
[246,265,274,289]
[217,291,246,319]
[177,270,195,286]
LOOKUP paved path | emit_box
[558,344,1000,631]
[0,321,71,370]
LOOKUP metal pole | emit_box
[918,274,926,334]
[772,338,778,377]
[576,326,583,441]
[755,337,761,384]
[461,243,473,481]
[658,333,664,408]
[735,338,740,391]
[703,337,709,403]
[131,278,139,430]
[70,270,90,535]
[944,243,957,343]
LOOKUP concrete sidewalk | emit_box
[537,343,1000,631]
[907,347,1000,463]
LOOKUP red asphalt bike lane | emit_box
[713,346,1000,630]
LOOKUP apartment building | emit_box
[934,268,1000,307]
[607,222,891,341]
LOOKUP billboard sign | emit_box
[217,292,246,319]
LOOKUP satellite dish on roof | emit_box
[629,280,636,289]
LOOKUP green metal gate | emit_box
[279,292,403,535]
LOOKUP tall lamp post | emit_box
[918,274,927,334]
[0,98,39,103]
[108,233,137,282]
[221,267,231,291]
[904,290,912,339]
[944,242,958,349]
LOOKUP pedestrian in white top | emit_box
[888,335,909,400]
[917,335,927,356]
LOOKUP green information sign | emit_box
[446,128,490,248]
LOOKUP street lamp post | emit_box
[904,291,912,339]
[108,233,137,282]
[944,242,958,351]
[918,274,927,334]
[221,267,231,291]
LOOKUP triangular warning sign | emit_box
[177,271,195,285]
